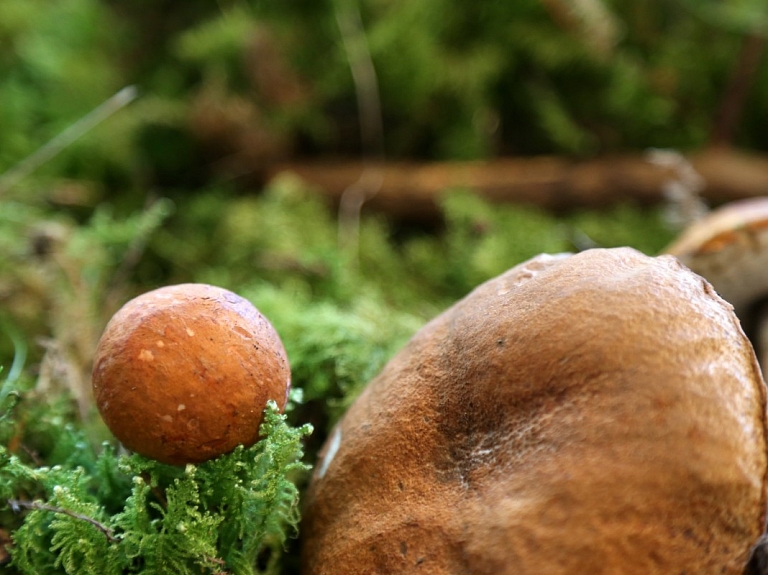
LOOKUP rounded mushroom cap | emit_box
[665,197,768,315]
[302,248,768,575]
[92,283,290,465]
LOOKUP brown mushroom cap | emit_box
[92,283,290,465]
[302,248,768,575]
[664,197,768,317]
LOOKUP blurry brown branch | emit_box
[268,148,768,221]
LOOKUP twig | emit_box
[333,0,384,257]
[0,318,25,421]
[0,86,139,197]
[8,499,118,543]
[269,148,768,219]
[338,169,383,257]
[334,1,383,159]
[20,444,44,468]
[103,196,173,315]
[205,554,230,573]
[140,472,168,509]
[0,318,27,388]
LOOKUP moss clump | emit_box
[1,399,311,575]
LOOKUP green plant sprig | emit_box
[1,401,312,575]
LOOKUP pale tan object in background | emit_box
[665,197,768,376]
[302,248,767,575]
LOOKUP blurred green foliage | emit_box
[0,0,765,192]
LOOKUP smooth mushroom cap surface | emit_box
[301,248,768,575]
[92,283,290,465]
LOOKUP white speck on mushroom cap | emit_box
[317,426,342,479]
[496,253,572,296]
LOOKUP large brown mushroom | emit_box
[301,248,768,574]
[92,283,290,465]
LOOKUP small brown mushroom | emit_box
[664,197,768,376]
[92,283,290,465]
[302,248,768,575]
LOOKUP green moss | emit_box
[1,402,311,575]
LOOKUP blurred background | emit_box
[2,0,768,450]
[0,1,767,569]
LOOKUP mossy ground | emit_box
[0,177,675,574]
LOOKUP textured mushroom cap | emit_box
[665,198,768,316]
[92,283,290,465]
[302,248,768,575]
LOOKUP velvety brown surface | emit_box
[92,283,290,465]
[301,248,768,575]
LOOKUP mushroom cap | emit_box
[664,197,768,316]
[302,248,768,575]
[92,283,290,465]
